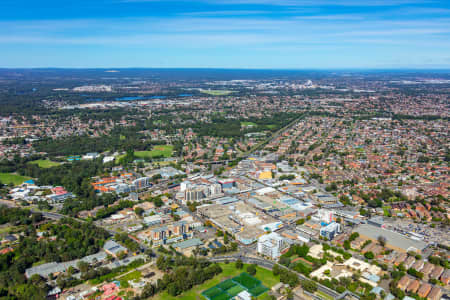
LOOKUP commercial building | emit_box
[257,232,288,259]
[143,215,162,226]
[114,183,131,194]
[132,177,151,190]
[218,179,235,189]
[320,222,341,240]
[172,238,203,251]
[315,209,334,224]
[170,221,187,236]
[150,226,168,241]
[180,179,222,203]
[185,187,206,202]
[157,167,185,179]
[104,240,128,257]
[313,193,338,205]
[198,200,279,245]
[367,216,385,228]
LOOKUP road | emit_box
[240,114,305,158]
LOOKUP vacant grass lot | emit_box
[153,263,279,300]
[118,270,142,288]
[0,173,31,186]
[29,159,61,168]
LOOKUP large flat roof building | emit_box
[172,238,203,250]
[104,240,128,257]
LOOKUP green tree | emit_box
[235,259,243,269]
[247,264,257,276]
[301,280,317,293]
[134,207,144,217]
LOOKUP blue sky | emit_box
[0,0,449,68]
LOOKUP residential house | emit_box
[429,265,444,280]
[440,269,450,285]
[404,256,416,269]
[417,283,432,298]
[406,279,420,294]
[397,276,411,290]
[427,286,441,300]
[412,260,424,271]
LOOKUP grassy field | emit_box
[0,224,27,235]
[135,145,173,159]
[153,263,279,300]
[0,173,32,186]
[203,273,268,300]
[199,89,234,96]
[0,225,13,235]
[315,290,334,300]
[240,122,257,127]
[29,159,60,168]
[90,260,145,285]
[119,270,142,288]
[265,124,277,129]
[152,161,173,167]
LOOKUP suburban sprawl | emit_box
[0,69,448,300]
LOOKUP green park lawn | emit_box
[153,263,279,300]
[240,122,257,127]
[135,145,173,159]
[29,159,60,168]
[0,173,32,186]
[199,89,234,96]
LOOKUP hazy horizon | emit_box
[1,0,449,69]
